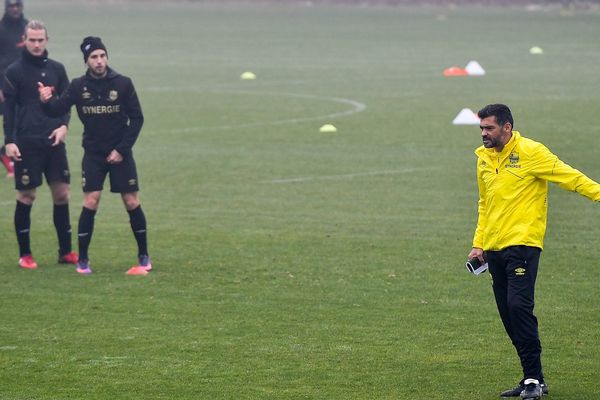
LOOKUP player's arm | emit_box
[3,72,19,156]
[46,65,72,146]
[471,160,488,260]
[3,91,21,160]
[532,144,600,201]
[114,79,144,158]
[56,64,71,128]
[38,80,75,117]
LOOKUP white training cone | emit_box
[319,124,337,133]
[452,108,480,125]
[465,61,485,76]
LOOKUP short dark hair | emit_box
[478,104,514,129]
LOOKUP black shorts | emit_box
[82,151,139,193]
[14,141,71,191]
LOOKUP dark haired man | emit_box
[3,20,77,269]
[0,0,28,177]
[39,36,151,275]
[468,104,600,399]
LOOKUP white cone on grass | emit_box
[453,108,480,125]
[465,61,485,76]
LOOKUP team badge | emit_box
[128,179,137,186]
[21,174,30,186]
[509,152,520,164]
[82,91,91,100]
[108,90,118,101]
[515,267,526,276]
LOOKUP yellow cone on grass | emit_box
[529,46,543,55]
[319,124,337,133]
[240,71,256,80]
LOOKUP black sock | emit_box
[128,205,148,257]
[15,200,32,257]
[78,207,96,261]
[54,203,72,256]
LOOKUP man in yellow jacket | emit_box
[468,104,600,400]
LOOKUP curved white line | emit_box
[144,89,366,134]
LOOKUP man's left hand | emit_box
[49,125,68,146]
[107,150,123,164]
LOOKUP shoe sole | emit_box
[502,384,548,398]
[76,268,92,275]
[521,393,542,400]
[19,259,38,269]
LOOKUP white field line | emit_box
[144,89,366,134]
[262,168,430,184]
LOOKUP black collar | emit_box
[22,47,48,67]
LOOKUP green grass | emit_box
[1,2,600,399]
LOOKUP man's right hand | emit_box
[5,143,22,161]
[468,247,485,263]
[38,82,53,103]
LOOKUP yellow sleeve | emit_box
[532,145,600,202]
[472,160,487,249]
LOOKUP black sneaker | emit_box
[520,379,543,399]
[501,381,549,397]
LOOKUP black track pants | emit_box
[487,245,543,381]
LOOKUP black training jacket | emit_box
[44,67,144,158]
[3,49,70,145]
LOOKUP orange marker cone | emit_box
[443,66,469,76]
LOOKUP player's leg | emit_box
[121,191,150,271]
[76,152,107,274]
[15,189,37,268]
[504,246,543,390]
[487,251,515,342]
[109,156,151,273]
[47,144,77,263]
[488,250,528,398]
[13,145,44,269]
[49,182,77,263]
[76,191,101,274]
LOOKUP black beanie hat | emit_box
[80,36,107,62]
[6,0,24,8]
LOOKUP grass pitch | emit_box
[1,2,600,399]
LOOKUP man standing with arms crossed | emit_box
[468,104,600,399]
[39,36,151,275]
[0,0,28,177]
[3,20,77,269]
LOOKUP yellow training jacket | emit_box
[473,131,600,251]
